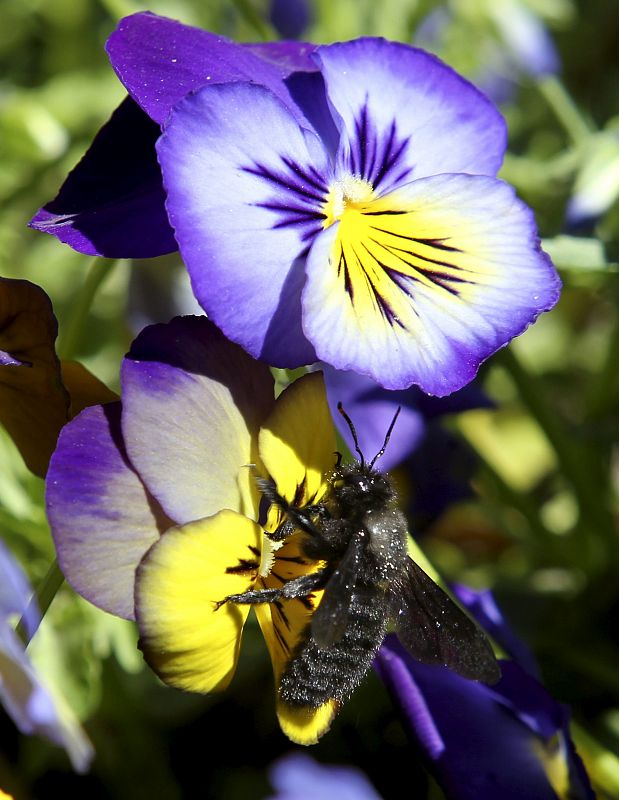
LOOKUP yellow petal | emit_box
[276,698,339,745]
[255,533,323,675]
[256,372,340,742]
[259,371,336,511]
[135,510,262,693]
[255,532,337,744]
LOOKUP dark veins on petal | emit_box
[225,557,260,576]
[339,241,407,330]
[243,157,328,243]
[224,543,260,576]
[365,221,472,298]
[346,103,413,194]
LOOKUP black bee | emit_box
[220,404,500,709]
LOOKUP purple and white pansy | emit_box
[32,12,560,395]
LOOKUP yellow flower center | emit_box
[322,174,375,228]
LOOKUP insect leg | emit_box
[215,586,284,610]
[256,477,324,540]
[215,567,331,610]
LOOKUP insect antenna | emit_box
[369,406,401,469]
[337,402,365,468]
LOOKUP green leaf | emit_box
[542,235,617,272]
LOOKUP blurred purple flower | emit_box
[322,364,490,473]
[270,0,312,39]
[0,541,93,772]
[374,588,594,800]
[400,422,480,532]
[566,132,619,226]
[415,1,559,104]
[266,753,382,800]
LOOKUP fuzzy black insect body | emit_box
[219,407,501,711]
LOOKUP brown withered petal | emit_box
[0,278,117,477]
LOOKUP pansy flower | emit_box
[32,13,560,394]
[46,315,345,744]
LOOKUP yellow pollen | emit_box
[259,534,284,578]
[323,174,375,227]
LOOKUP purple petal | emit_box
[106,12,318,127]
[46,402,172,620]
[120,316,275,524]
[376,638,594,800]
[491,3,560,78]
[269,0,312,40]
[267,753,382,800]
[157,84,331,366]
[372,645,444,760]
[29,97,176,259]
[0,628,93,772]
[322,366,490,471]
[402,424,478,529]
[247,40,318,72]
[0,350,24,366]
[321,366,426,472]
[314,39,507,190]
[0,541,39,639]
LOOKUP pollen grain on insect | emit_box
[259,534,284,578]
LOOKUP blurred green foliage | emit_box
[1,0,619,797]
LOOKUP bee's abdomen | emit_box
[278,591,387,708]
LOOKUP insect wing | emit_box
[392,558,501,684]
[311,531,364,649]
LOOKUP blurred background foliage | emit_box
[1,0,619,797]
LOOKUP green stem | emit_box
[571,720,619,796]
[497,348,615,566]
[98,0,136,21]
[16,560,64,645]
[230,0,274,40]
[57,257,117,360]
[586,303,619,417]
[538,75,592,145]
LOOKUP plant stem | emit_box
[98,0,136,21]
[538,75,592,145]
[230,0,274,40]
[586,302,619,417]
[57,257,117,360]
[497,347,615,568]
[16,560,64,645]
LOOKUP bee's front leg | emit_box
[215,567,331,610]
[257,477,325,540]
